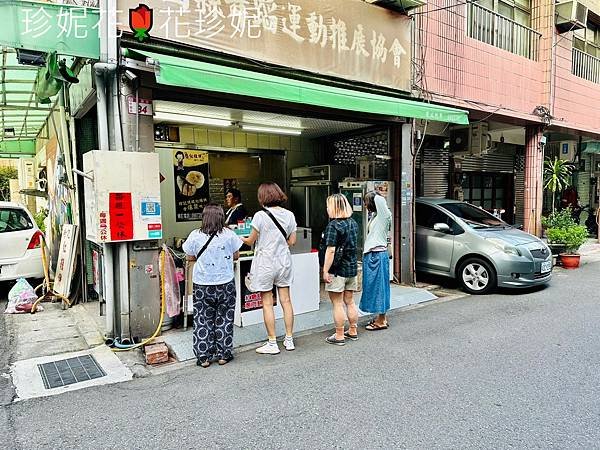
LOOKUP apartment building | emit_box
[412,0,600,235]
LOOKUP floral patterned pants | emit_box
[192,281,236,363]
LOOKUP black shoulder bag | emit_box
[196,232,218,259]
[261,208,289,241]
[318,220,348,274]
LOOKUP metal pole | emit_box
[94,63,116,338]
[95,0,119,338]
[400,123,415,285]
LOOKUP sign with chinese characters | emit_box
[173,149,210,222]
[128,97,154,116]
[109,192,135,241]
[239,260,277,313]
[53,224,79,298]
[0,1,100,59]
[116,0,411,92]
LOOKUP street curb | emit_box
[144,288,470,377]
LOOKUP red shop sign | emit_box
[109,192,134,241]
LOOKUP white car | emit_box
[0,202,44,282]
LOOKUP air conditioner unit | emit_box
[470,122,491,157]
[559,140,578,161]
[363,0,427,13]
[18,158,37,191]
[556,1,588,33]
[36,166,47,192]
[450,127,470,154]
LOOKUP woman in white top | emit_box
[242,182,297,355]
[183,205,242,367]
[359,191,392,331]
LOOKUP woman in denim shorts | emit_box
[321,194,359,346]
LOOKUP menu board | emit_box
[173,150,210,222]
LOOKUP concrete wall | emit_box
[419,0,544,119]
[553,34,600,134]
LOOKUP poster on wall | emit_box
[54,224,79,297]
[223,178,238,195]
[173,150,209,222]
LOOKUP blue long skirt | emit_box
[359,251,390,314]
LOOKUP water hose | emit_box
[31,235,72,314]
[111,249,166,352]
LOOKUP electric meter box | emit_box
[18,157,36,190]
[83,151,162,244]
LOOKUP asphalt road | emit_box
[1,260,600,449]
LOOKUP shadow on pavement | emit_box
[416,272,460,290]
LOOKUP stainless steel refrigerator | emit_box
[290,165,349,248]
[339,180,395,280]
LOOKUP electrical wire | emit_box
[552,21,579,49]
[412,1,472,16]
[111,249,166,352]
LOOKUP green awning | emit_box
[136,50,469,125]
[582,141,600,154]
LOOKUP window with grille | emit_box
[572,22,600,83]
[468,0,540,60]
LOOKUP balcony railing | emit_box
[468,3,541,61]
[572,47,600,84]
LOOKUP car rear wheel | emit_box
[457,258,496,295]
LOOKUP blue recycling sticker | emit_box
[141,201,161,216]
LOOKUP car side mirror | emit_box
[433,223,451,233]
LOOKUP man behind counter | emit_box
[225,188,248,226]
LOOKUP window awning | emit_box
[135,50,469,125]
[583,141,600,154]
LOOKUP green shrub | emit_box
[546,225,588,254]
[0,167,18,201]
[33,209,48,233]
[542,208,576,229]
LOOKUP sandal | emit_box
[325,334,346,346]
[365,321,388,331]
[218,356,234,366]
[343,330,358,341]
[196,359,211,368]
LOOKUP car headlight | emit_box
[486,238,522,256]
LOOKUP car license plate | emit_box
[541,261,552,273]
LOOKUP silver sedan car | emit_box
[415,198,552,294]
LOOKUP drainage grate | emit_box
[38,355,106,389]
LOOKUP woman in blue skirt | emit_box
[359,191,392,330]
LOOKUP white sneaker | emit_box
[283,337,295,351]
[256,341,280,355]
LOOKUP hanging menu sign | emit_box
[173,149,210,222]
[116,0,411,92]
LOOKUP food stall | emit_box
[234,252,319,327]
[151,105,395,329]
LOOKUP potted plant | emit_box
[541,209,572,255]
[543,209,588,269]
[543,157,574,213]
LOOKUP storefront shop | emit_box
[87,0,469,339]
[415,123,526,226]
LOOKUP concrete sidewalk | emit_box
[162,284,439,362]
[579,239,600,260]
[5,302,102,363]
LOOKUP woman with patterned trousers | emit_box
[359,191,392,330]
[183,204,242,367]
